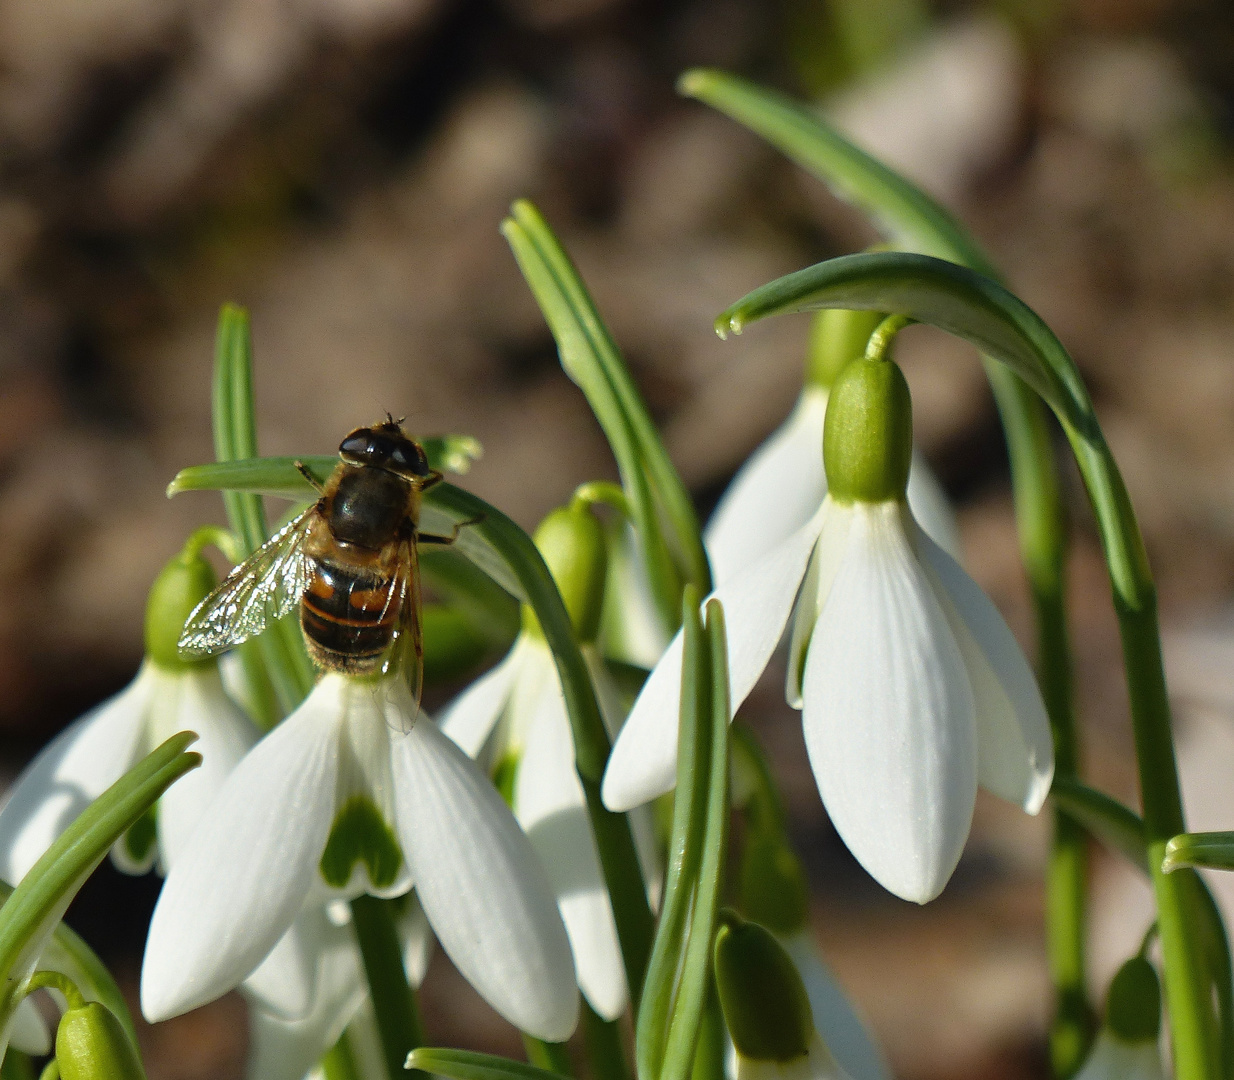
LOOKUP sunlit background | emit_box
[2,0,1234,1076]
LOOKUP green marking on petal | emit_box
[491,751,521,810]
[319,796,404,890]
[121,805,158,867]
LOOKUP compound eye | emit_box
[389,441,430,476]
[340,430,384,463]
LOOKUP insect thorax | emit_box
[323,464,415,549]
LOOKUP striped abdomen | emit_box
[300,556,400,674]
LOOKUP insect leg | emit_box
[295,460,326,494]
[418,513,485,546]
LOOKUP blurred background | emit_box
[2,0,1234,1076]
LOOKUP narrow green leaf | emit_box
[660,599,730,1080]
[1165,833,1234,874]
[406,1049,566,1080]
[637,587,709,1080]
[502,201,710,629]
[0,735,200,996]
[1050,778,1147,873]
[213,304,268,556]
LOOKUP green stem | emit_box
[582,1003,631,1080]
[689,986,726,1080]
[0,1052,35,1080]
[350,895,425,1080]
[22,970,85,1011]
[522,1037,572,1076]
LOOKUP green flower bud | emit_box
[56,1002,147,1080]
[823,358,913,504]
[143,537,218,671]
[523,503,608,644]
[1105,957,1161,1043]
[739,836,809,935]
[806,309,885,391]
[714,913,814,1062]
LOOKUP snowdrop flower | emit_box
[1073,958,1164,1080]
[0,536,258,883]
[442,501,659,1023]
[706,308,959,586]
[715,912,852,1080]
[141,670,578,1042]
[605,347,1053,903]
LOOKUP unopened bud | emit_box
[144,535,218,671]
[56,1002,147,1080]
[524,503,608,644]
[823,358,913,504]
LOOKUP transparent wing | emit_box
[382,537,423,729]
[178,507,317,658]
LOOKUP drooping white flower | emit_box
[0,662,257,883]
[706,308,960,588]
[604,355,1052,903]
[441,501,660,1023]
[141,672,578,1043]
[1072,957,1164,1080]
[1071,1032,1164,1080]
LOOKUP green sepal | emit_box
[739,837,809,935]
[823,358,913,503]
[144,545,217,671]
[1105,957,1161,1043]
[713,914,813,1062]
[319,797,404,891]
[523,504,608,645]
[806,308,884,390]
[55,1002,147,1080]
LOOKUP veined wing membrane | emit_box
[178,508,316,657]
[381,537,424,728]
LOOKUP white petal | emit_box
[9,996,50,1056]
[439,645,522,759]
[917,529,1054,813]
[706,389,829,587]
[735,1031,850,1080]
[603,506,826,812]
[242,906,337,1021]
[0,666,152,885]
[393,717,578,1041]
[152,666,261,870]
[244,907,365,1080]
[905,449,961,561]
[400,891,434,988]
[802,503,977,904]
[781,933,889,1080]
[516,675,628,1021]
[141,677,341,1021]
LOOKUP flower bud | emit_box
[1104,957,1160,1043]
[715,913,814,1062]
[806,310,885,391]
[739,836,809,936]
[823,358,913,504]
[143,541,217,671]
[56,1002,148,1080]
[524,503,608,644]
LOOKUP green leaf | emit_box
[406,1049,566,1080]
[1050,778,1147,873]
[715,251,1093,437]
[502,201,709,631]
[0,735,200,1019]
[637,592,730,1080]
[1164,833,1234,874]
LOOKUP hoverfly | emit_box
[179,417,478,709]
